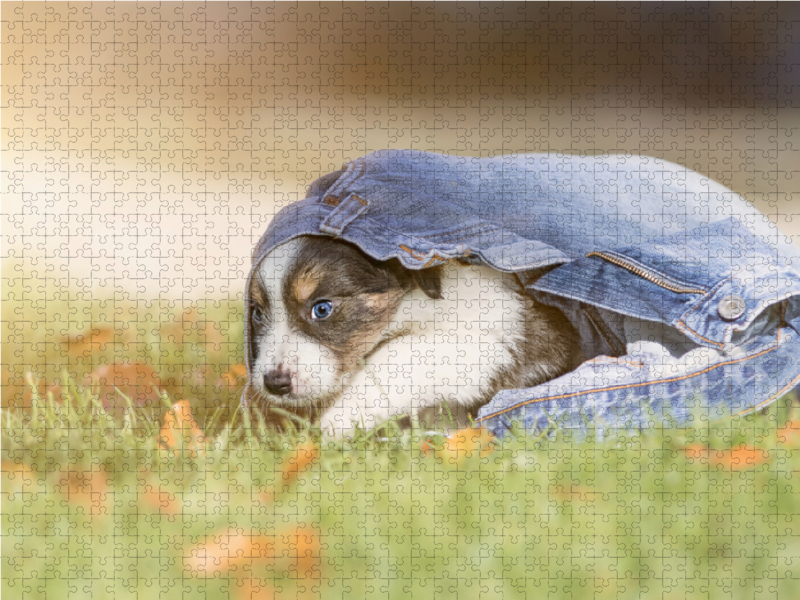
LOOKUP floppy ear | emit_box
[411,266,444,300]
[378,258,443,300]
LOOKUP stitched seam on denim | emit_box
[675,276,733,349]
[735,363,800,418]
[321,163,356,201]
[587,250,709,295]
[476,330,780,422]
[675,322,725,349]
[322,159,365,206]
[399,245,427,260]
[398,245,470,268]
[320,194,369,234]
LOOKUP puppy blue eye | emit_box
[311,300,333,320]
[252,308,265,324]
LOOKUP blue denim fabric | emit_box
[246,150,800,438]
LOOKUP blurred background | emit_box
[3,2,800,409]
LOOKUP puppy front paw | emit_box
[319,393,400,438]
[318,406,359,439]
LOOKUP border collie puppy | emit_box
[246,235,576,437]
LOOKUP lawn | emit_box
[4,297,800,599]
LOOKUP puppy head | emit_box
[246,236,427,411]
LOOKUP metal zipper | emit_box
[586,250,708,295]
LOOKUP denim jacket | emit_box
[247,150,800,438]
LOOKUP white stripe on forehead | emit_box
[256,238,304,315]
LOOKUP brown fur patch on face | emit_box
[248,273,268,308]
[292,273,319,304]
[283,237,411,364]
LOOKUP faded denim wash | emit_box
[246,150,800,438]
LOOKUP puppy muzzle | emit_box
[263,368,293,396]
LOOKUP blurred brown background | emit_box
[3,2,800,301]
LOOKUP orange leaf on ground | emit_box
[683,444,708,461]
[185,526,322,595]
[286,526,321,575]
[280,442,319,482]
[717,444,770,468]
[684,443,770,468]
[436,427,495,463]
[159,400,206,455]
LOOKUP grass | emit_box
[4,297,800,599]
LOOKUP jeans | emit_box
[247,150,800,438]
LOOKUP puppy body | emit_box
[247,236,575,436]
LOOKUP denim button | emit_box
[718,294,746,320]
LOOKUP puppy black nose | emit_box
[264,369,292,396]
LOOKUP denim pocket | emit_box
[585,250,708,295]
[530,251,710,341]
[530,217,800,348]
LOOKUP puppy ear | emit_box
[378,258,443,299]
[411,266,443,300]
